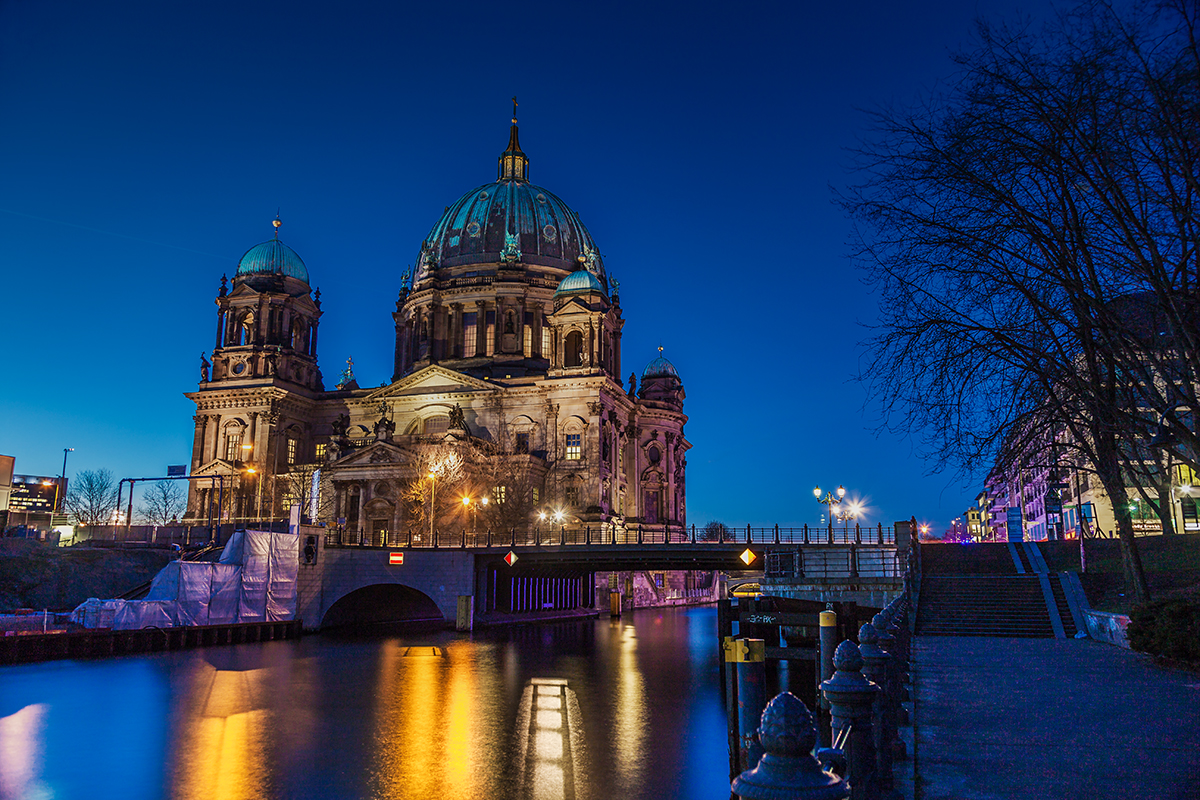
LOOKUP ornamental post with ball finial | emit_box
[820,641,880,800]
[731,692,849,800]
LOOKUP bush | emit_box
[1127,600,1200,664]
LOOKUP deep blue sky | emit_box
[0,0,1039,530]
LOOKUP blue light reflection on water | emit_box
[0,605,731,800]
[0,659,168,800]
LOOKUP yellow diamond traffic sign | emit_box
[740,548,756,565]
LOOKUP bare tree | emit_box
[273,466,336,523]
[473,437,544,536]
[843,2,1200,605]
[138,480,186,526]
[65,468,119,527]
[401,446,467,536]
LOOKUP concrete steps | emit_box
[920,543,1018,575]
[917,574,1057,637]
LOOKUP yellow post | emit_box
[609,589,622,618]
[819,609,838,708]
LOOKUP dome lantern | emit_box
[498,97,529,182]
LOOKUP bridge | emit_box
[294,522,911,630]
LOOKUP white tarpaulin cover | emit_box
[144,561,243,625]
[70,598,126,629]
[69,530,298,628]
[219,530,299,622]
[111,600,176,630]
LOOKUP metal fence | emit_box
[324,523,899,549]
[765,546,903,580]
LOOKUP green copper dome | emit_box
[412,121,607,290]
[642,352,680,380]
[554,269,604,297]
[236,238,309,284]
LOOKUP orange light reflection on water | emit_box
[171,666,270,800]
[369,642,487,798]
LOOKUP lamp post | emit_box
[554,509,565,542]
[813,484,846,526]
[244,465,262,525]
[462,495,489,535]
[54,447,74,516]
[427,472,436,542]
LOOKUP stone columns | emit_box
[518,297,527,355]
[450,303,463,359]
[475,300,487,357]
[191,415,208,471]
[206,414,221,463]
[533,304,544,359]
[247,412,259,462]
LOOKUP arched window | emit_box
[565,331,583,367]
[423,416,450,436]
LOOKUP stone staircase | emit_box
[916,542,1078,638]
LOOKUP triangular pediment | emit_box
[329,440,412,468]
[366,365,496,399]
[551,297,595,316]
[193,459,239,476]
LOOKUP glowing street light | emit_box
[814,484,848,525]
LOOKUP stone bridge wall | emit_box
[296,532,476,630]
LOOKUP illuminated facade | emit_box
[184,118,689,540]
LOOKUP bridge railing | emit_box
[765,547,903,580]
[324,523,899,549]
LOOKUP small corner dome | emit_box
[642,353,679,380]
[554,269,604,298]
[236,239,309,284]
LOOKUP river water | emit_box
[0,605,811,800]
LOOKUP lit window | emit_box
[486,322,495,356]
[225,433,242,462]
[494,485,507,504]
[315,443,327,462]
[287,437,297,465]
[566,433,581,460]
[524,327,532,357]
[541,328,550,357]
[533,487,539,503]
[464,323,476,357]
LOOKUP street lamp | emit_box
[462,495,490,537]
[429,470,437,542]
[244,465,263,525]
[813,484,847,525]
[55,447,74,516]
[553,509,565,541]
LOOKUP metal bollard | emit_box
[821,641,880,800]
[732,692,849,800]
[726,637,768,773]
[819,608,838,708]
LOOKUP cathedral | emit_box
[184,114,689,543]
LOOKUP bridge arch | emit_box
[320,583,443,630]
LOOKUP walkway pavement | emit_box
[914,636,1200,800]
